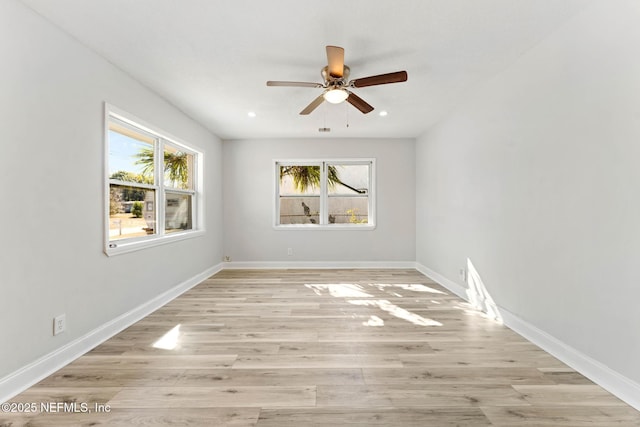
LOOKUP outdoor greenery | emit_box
[110,147,190,216]
[109,171,152,202]
[136,147,190,189]
[109,171,150,214]
[279,165,368,196]
[347,208,368,224]
[131,201,143,218]
[279,165,339,192]
[279,165,369,224]
[109,170,153,184]
[109,188,123,215]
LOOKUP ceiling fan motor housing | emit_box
[322,65,350,87]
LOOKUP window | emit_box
[275,159,375,229]
[105,105,202,255]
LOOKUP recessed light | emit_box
[247,111,256,118]
[379,110,388,117]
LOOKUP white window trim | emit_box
[104,103,205,256]
[274,158,376,230]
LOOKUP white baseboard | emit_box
[5,261,639,412]
[414,263,468,299]
[223,260,416,270]
[0,263,223,404]
[415,262,640,412]
[499,306,640,411]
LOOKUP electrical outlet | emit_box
[53,314,66,336]
[224,256,231,262]
[287,248,293,256]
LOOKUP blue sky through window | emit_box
[108,130,153,178]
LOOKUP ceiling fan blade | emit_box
[300,94,325,115]
[267,81,323,88]
[346,92,374,114]
[326,45,345,78]
[350,71,408,88]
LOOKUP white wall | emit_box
[6,0,638,409]
[416,0,640,392]
[0,0,223,380]
[223,138,415,264]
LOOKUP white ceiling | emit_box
[20,0,590,140]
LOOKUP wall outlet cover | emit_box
[53,314,66,336]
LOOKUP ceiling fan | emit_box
[267,45,408,115]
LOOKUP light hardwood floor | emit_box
[3,269,639,426]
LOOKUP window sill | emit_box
[273,224,376,231]
[105,229,205,256]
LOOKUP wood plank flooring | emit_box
[3,269,639,426]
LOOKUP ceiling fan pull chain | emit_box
[346,101,350,128]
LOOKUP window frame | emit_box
[274,158,376,230]
[104,104,204,256]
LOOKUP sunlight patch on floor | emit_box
[304,282,444,327]
[362,315,385,326]
[349,299,443,327]
[152,324,181,350]
[371,283,447,295]
[305,283,373,298]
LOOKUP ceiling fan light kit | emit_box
[267,45,407,115]
[323,88,349,104]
